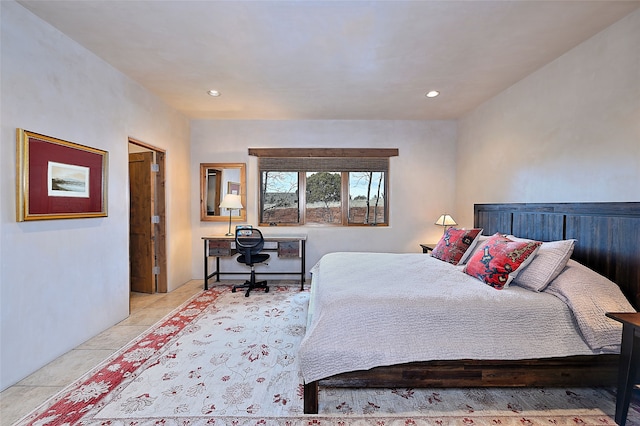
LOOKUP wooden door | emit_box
[129,152,155,293]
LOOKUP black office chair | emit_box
[232,228,270,297]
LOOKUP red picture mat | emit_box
[17,129,108,220]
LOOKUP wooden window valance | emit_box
[249,148,399,172]
[248,148,399,158]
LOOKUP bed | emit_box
[300,202,640,414]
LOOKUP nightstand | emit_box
[605,312,640,426]
[420,243,437,254]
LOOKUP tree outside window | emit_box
[260,171,298,224]
[306,172,341,224]
[348,171,385,225]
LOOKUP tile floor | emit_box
[0,279,207,425]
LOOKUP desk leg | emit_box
[615,325,640,426]
[300,240,306,291]
[203,240,209,290]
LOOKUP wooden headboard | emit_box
[474,202,640,309]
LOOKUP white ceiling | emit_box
[17,1,640,120]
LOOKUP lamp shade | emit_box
[219,194,243,210]
[434,214,457,227]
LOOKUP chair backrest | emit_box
[235,228,265,264]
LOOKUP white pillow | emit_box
[508,236,576,292]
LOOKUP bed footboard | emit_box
[302,355,619,415]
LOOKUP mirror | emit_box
[200,163,246,222]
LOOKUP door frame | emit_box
[128,137,167,293]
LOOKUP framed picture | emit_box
[228,181,241,195]
[16,129,108,221]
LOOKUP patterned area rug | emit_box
[15,286,639,425]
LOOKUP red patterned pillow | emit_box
[431,228,483,265]
[464,233,542,289]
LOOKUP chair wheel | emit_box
[265,286,269,293]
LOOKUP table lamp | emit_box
[219,194,243,236]
[435,213,457,234]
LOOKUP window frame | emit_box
[250,148,398,227]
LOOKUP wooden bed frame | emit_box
[303,202,640,414]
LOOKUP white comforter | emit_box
[298,252,630,384]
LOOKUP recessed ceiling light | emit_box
[425,90,440,98]
[207,90,221,97]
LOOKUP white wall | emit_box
[190,120,458,279]
[455,9,640,227]
[0,1,192,390]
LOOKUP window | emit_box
[261,171,299,224]
[306,171,342,224]
[348,171,385,225]
[251,148,398,226]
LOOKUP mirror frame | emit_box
[200,163,247,222]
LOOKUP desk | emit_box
[605,312,640,426]
[203,234,307,291]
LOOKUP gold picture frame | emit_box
[16,129,108,221]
